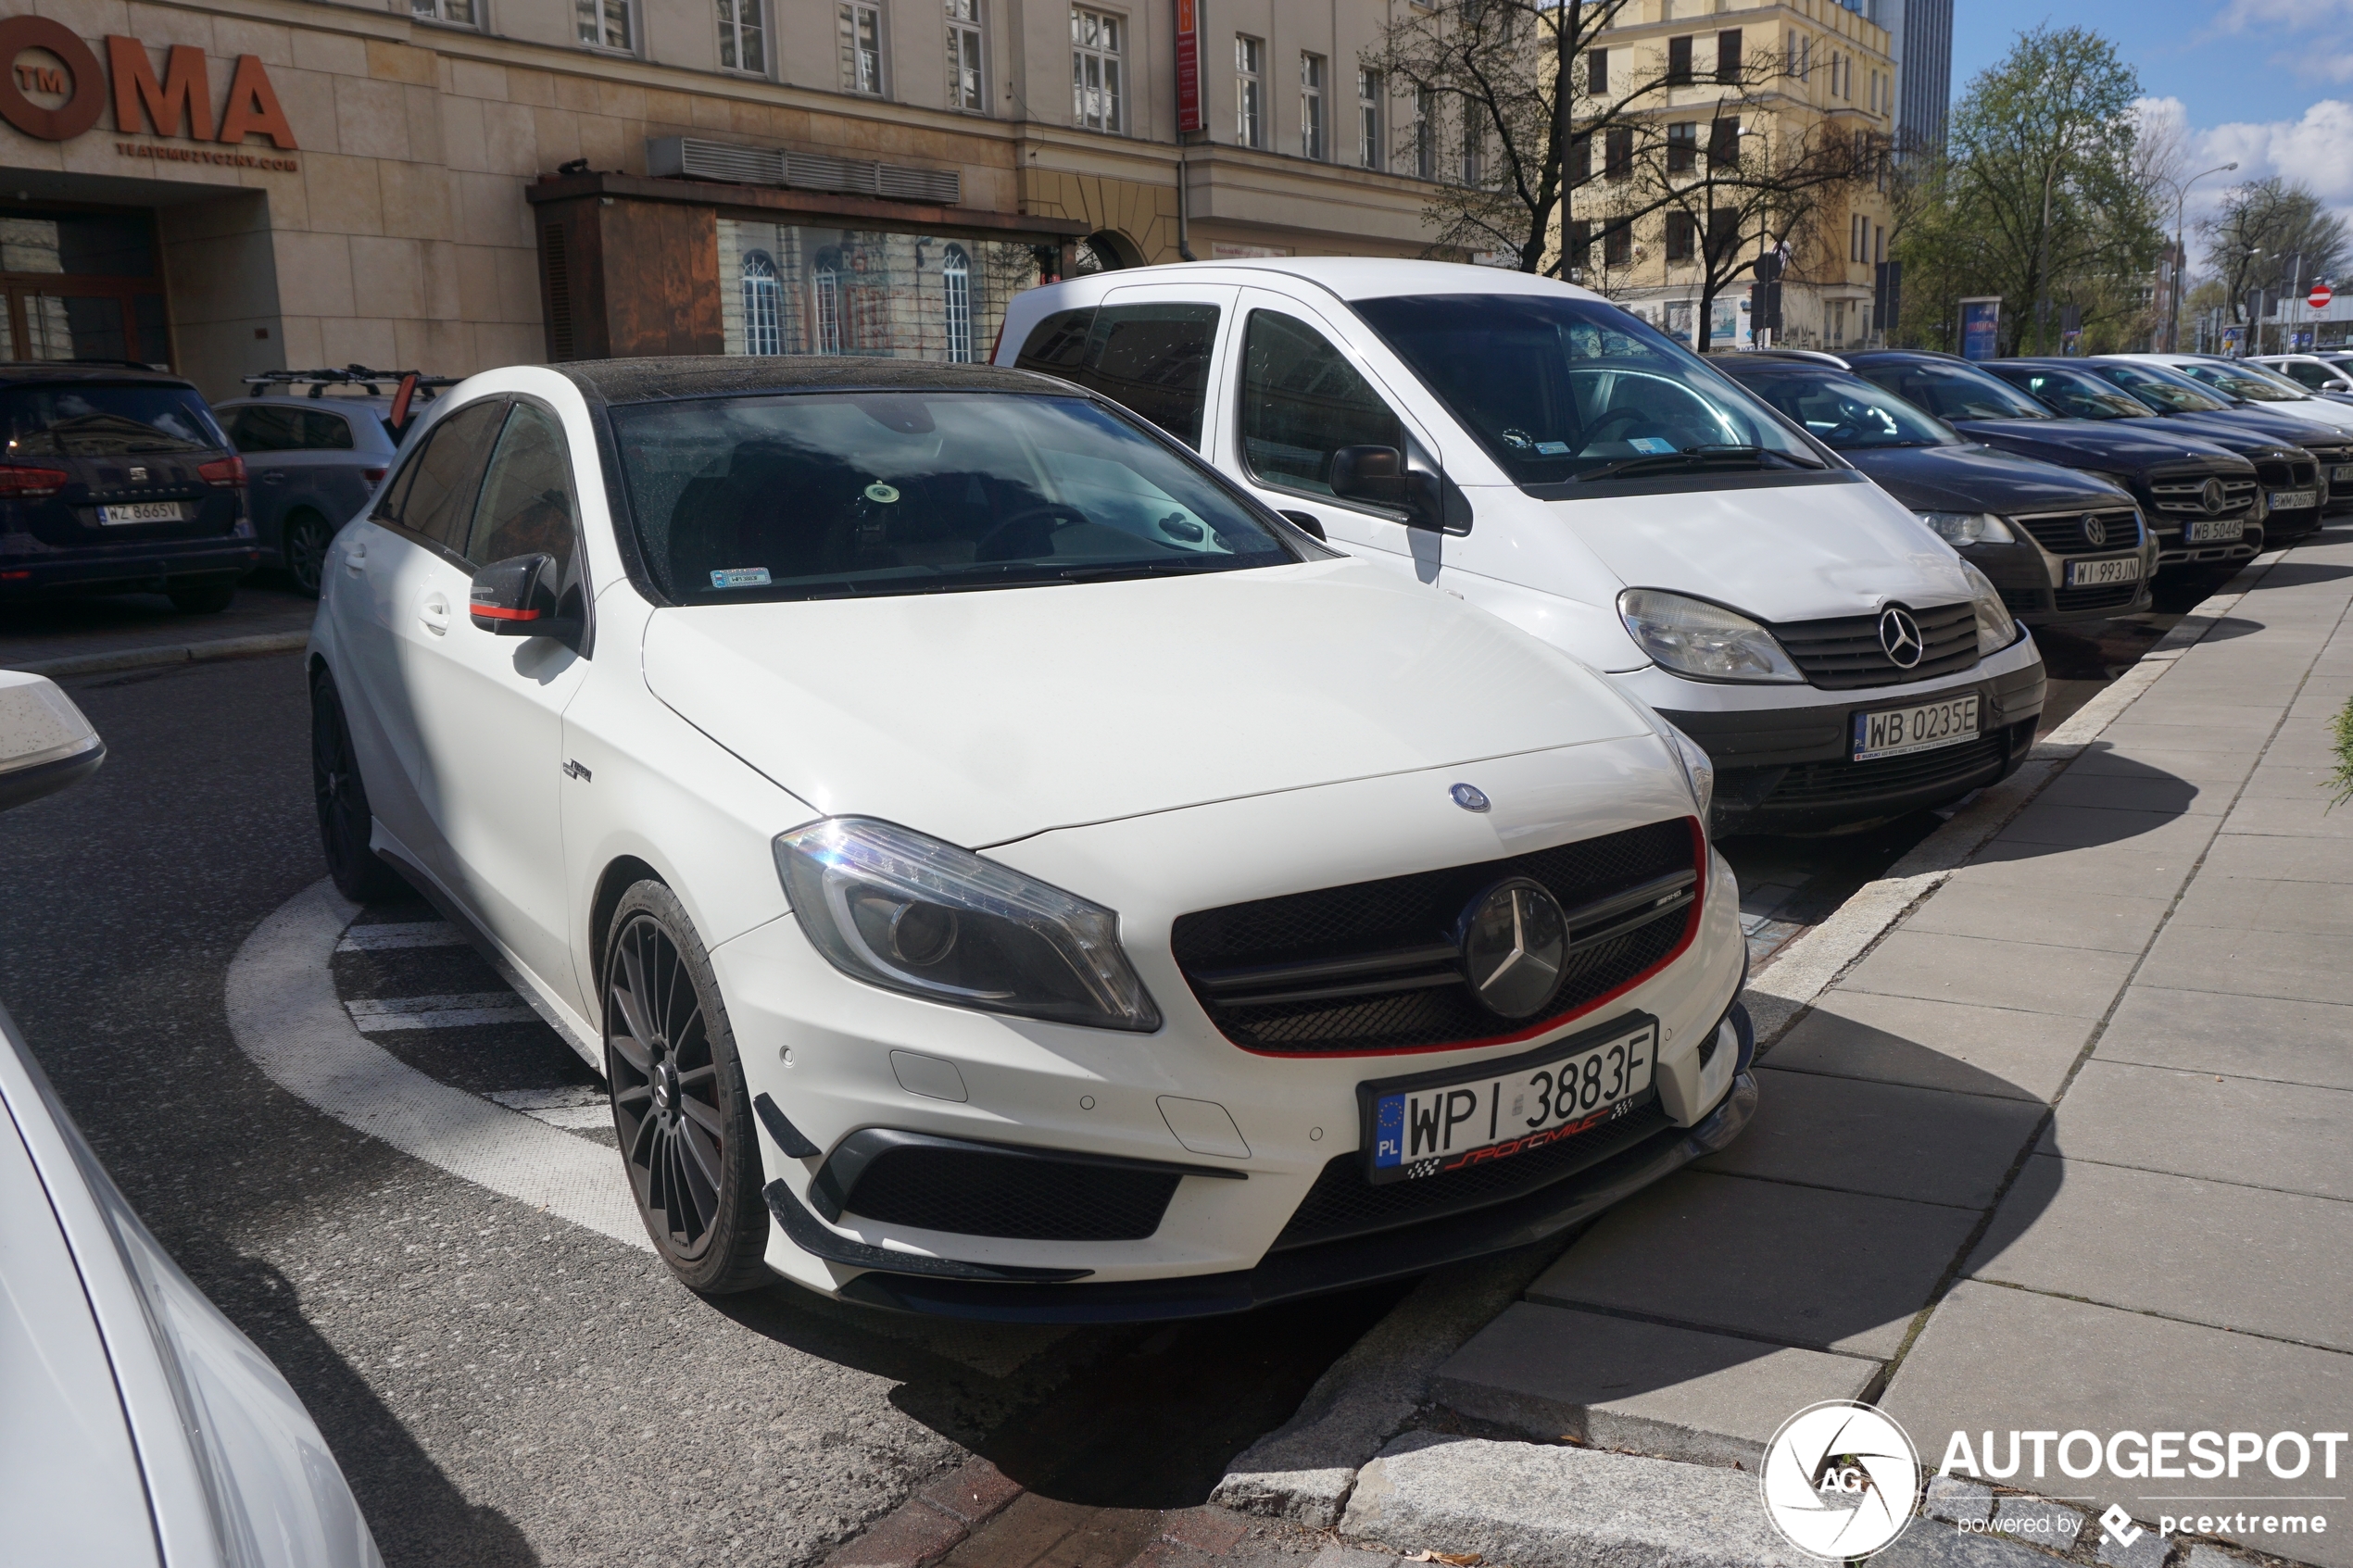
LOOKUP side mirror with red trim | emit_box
[469,553,578,646]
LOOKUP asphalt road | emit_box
[0,650,1397,1567]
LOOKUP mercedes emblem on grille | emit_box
[1878,606,1925,669]
[1458,877,1567,1019]
[1450,783,1491,812]
[2201,477,2227,515]
[2080,512,2108,547]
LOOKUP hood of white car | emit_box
[1544,474,1975,623]
[642,558,1654,847]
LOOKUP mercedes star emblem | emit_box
[1878,606,1925,669]
[2201,477,2227,515]
[2080,512,2108,548]
[1458,877,1568,1019]
[1450,783,1492,812]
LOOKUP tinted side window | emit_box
[227,406,302,452]
[300,409,357,450]
[1239,310,1405,496]
[371,400,506,551]
[1084,306,1219,449]
[1013,308,1096,378]
[466,403,579,576]
[2282,362,2330,390]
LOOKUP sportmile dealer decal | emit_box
[0,18,298,170]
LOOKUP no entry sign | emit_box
[2310,282,2334,310]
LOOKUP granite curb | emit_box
[10,630,311,679]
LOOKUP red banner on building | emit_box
[1175,0,1202,133]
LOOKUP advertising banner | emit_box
[1175,0,1202,133]
[1959,296,2001,360]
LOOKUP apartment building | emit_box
[1567,0,1897,353]
[0,0,1445,400]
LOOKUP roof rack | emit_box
[241,365,462,399]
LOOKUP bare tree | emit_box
[2199,177,2350,325]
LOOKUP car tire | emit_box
[283,509,333,598]
[167,581,236,614]
[602,881,771,1294]
[309,669,409,904]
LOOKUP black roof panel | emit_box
[553,355,1076,409]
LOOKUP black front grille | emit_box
[1171,820,1699,1056]
[1768,733,2009,806]
[2011,507,2140,556]
[1272,1099,1674,1249]
[2255,458,2318,492]
[1772,601,1978,689]
[2053,581,2143,613]
[2149,470,2259,518]
[839,1146,1180,1240]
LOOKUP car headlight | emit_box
[1960,561,2020,656]
[1913,511,2017,546]
[1617,588,1804,683]
[774,817,1161,1031]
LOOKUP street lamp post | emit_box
[2164,160,2238,352]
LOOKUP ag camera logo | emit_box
[1762,1400,1922,1560]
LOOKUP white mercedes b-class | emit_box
[308,357,1755,1319]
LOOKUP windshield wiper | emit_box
[1577,444,1824,482]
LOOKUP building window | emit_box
[1568,132,1591,184]
[1665,211,1695,262]
[1236,35,1265,147]
[1604,126,1632,181]
[947,0,985,110]
[1414,87,1434,178]
[1708,117,1739,169]
[1716,29,1741,82]
[1602,220,1631,268]
[839,2,884,94]
[1302,53,1327,160]
[1667,35,1692,84]
[718,0,764,72]
[577,0,632,50]
[813,262,842,354]
[1565,220,1591,270]
[943,245,974,361]
[1707,207,1738,261]
[413,0,478,25]
[741,250,782,355]
[1460,101,1484,186]
[1072,7,1124,132]
[1357,69,1382,169]
[1587,48,1607,95]
[1667,121,1696,175]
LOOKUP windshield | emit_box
[2087,361,2233,413]
[1730,367,1957,448]
[0,383,226,458]
[1989,365,2154,421]
[1850,360,2055,421]
[610,392,1299,603]
[2173,361,2304,402]
[1349,293,1822,484]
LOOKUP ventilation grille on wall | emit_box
[645,136,962,207]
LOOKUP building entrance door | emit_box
[0,205,171,367]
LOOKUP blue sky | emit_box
[1948,0,2353,227]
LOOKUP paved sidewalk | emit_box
[0,582,314,673]
[1429,525,2353,1568]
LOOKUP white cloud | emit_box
[2210,0,2353,37]
[2201,100,2353,207]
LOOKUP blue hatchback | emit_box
[0,365,257,614]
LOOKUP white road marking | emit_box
[226,878,649,1252]
[346,992,540,1030]
[489,1085,613,1131]
[336,921,465,951]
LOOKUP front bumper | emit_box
[712,743,1751,1310]
[1967,536,2156,626]
[1641,635,2046,836]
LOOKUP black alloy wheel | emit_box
[603,882,770,1293]
[284,509,332,597]
[309,670,408,904]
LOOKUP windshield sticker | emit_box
[1535,441,1572,456]
[863,482,900,504]
[1500,428,1534,449]
[1629,436,1678,454]
[710,567,773,590]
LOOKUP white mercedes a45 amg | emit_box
[308,357,1755,1320]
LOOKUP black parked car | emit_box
[2083,358,2353,519]
[1985,358,2327,544]
[1718,354,2157,623]
[0,364,256,613]
[1845,351,2262,583]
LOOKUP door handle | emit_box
[260,470,287,484]
[344,539,366,575]
[420,593,450,634]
